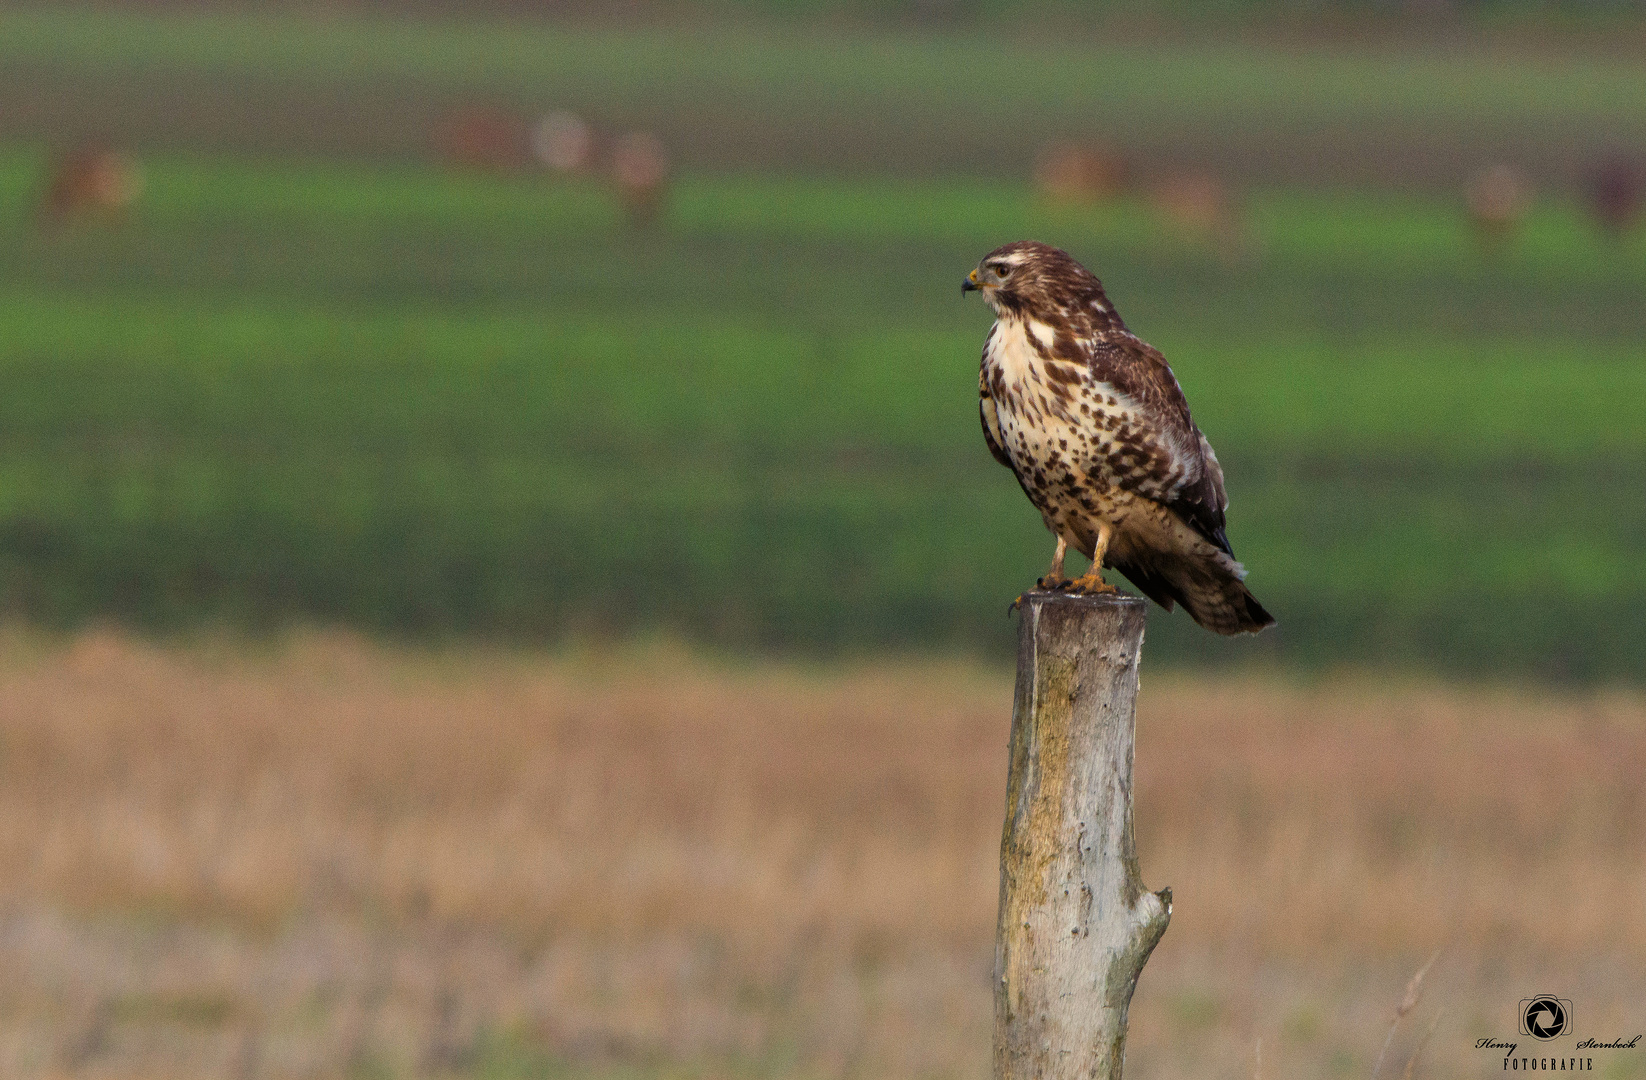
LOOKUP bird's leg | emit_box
[1066,521,1119,595]
[1037,536,1070,590]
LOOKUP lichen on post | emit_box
[995,591,1172,1080]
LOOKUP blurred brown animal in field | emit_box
[610,132,670,225]
[1147,172,1246,257]
[531,110,596,175]
[38,146,143,226]
[1584,155,1644,237]
[435,107,530,171]
[1034,142,1127,204]
[1465,163,1532,244]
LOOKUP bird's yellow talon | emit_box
[1065,571,1119,596]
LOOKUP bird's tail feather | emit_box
[1113,557,1274,636]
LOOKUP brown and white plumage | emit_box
[964,240,1273,635]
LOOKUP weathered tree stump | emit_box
[995,591,1171,1080]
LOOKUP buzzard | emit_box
[964,241,1273,635]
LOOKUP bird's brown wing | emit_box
[1087,334,1234,558]
[979,369,1014,469]
[1166,431,1234,558]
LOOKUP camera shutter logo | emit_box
[1520,997,1572,1040]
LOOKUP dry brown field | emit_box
[0,629,1641,1080]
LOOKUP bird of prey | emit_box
[963,241,1273,635]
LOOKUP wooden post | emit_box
[995,591,1171,1080]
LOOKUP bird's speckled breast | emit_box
[984,318,1143,479]
[982,315,1177,551]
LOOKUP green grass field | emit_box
[6,7,1646,185]
[7,7,1644,126]
[1,145,1642,677]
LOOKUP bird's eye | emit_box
[991,263,1010,278]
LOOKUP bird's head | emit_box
[963,241,1115,324]
[961,248,1029,313]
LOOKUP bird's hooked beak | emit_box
[961,268,982,295]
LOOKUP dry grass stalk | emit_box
[1399,1009,1443,1080]
[1398,950,1441,1017]
[1371,948,1440,1078]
